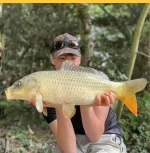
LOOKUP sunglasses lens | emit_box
[52,38,80,53]
[69,40,79,48]
[54,41,64,50]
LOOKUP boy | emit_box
[29,33,126,153]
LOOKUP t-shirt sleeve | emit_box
[43,107,56,124]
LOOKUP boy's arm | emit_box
[49,106,76,153]
[80,92,116,142]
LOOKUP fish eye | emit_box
[16,81,21,86]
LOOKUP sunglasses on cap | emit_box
[51,37,80,53]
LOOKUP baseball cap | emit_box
[51,33,81,58]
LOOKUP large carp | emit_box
[5,60,147,118]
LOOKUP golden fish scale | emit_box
[31,71,122,105]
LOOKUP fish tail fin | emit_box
[118,78,147,116]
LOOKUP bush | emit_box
[120,91,150,153]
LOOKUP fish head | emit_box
[5,76,39,101]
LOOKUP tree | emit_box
[1,4,150,151]
[77,4,93,67]
[0,3,4,71]
[116,4,150,119]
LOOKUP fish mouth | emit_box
[5,89,30,101]
[5,89,20,100]
[5,89,13,100]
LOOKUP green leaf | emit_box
[123,131,129,141]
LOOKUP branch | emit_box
[126,4,150,79]
[5,133,10,153]
[116,4,150,120]
[99,5,130,40]
[27,124,34,134]
[137,51,150,58]
[21,44,32,58]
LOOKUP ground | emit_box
[0,121,56,153]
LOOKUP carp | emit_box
[5,60,147,118]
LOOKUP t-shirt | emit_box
[43,106,122,137]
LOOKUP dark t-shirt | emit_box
[43,106,122,137]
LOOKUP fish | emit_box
[5,60,147,118]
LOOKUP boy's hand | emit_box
[94,92,116,106]
[27,92,116,108]
[28,100,54,107]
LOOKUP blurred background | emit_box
[0,4,150,153]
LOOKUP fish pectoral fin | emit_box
[43,107,48,116]
[62,104,76,119]
[35,93,43,113]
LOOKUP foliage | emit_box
[0,4,149,92]
[0,96,42,124]
[0,4,79,94]
[0,97,55,152]
[91,4,147,76]
[120,91,150,152]
[10,126,48,153]
[0,4,150,151]
[0,122,54,153]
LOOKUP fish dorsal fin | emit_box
[61,60,109,80]
[35,92,43,113]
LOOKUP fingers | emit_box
[103,92,116,105]
[28,99,53,108]
[27,101,32,104]
[43,101,50,107]
[101,94,110,106]
[28,99,36,106]
[95,95,102,106]
[43,101,53,107]
[95,92,116,106]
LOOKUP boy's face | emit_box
[50,53,81,70]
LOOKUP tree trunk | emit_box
[0,4,2,17]
[0,3,4,71]
[126,4,150,79]
[76,4,93,67]
[116,4,150,120]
